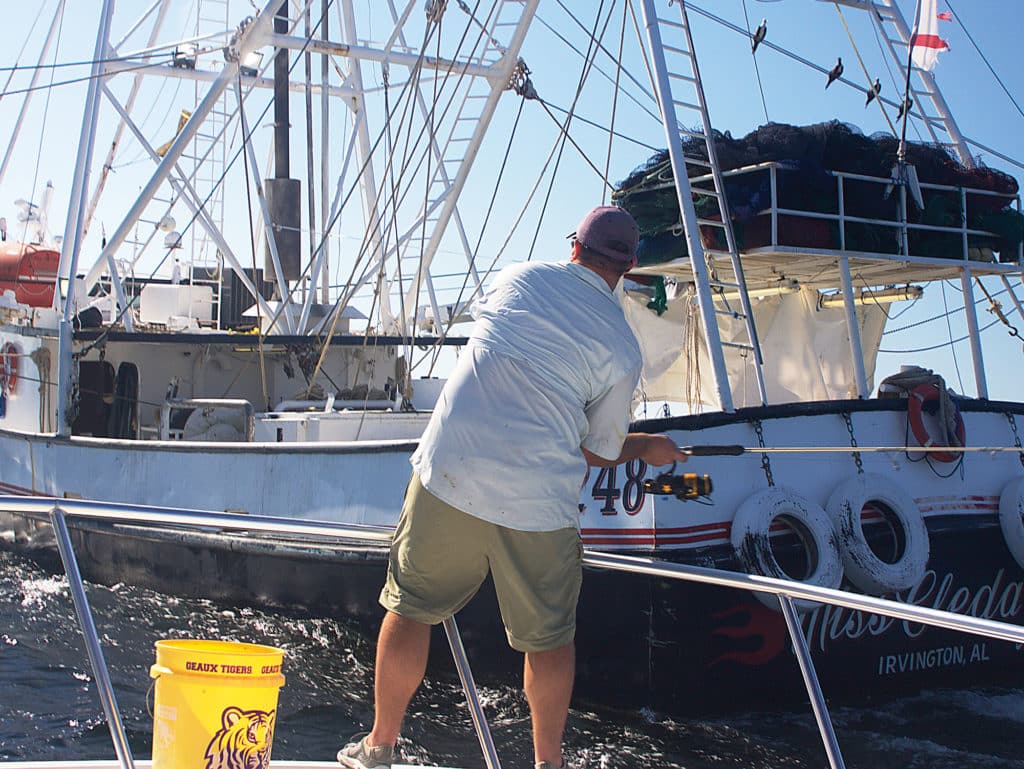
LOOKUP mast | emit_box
[55,0,116,436]
[264,0,301,297]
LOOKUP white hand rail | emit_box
[5,495,1024,769]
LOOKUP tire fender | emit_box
[731,487,844,613]
[998,477,1024,570]
[826,473,929,595]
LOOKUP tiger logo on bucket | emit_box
[204,706,276,769]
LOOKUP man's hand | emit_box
[583,432,689,468]
[637,433,689,467]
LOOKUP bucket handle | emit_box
[146,664,172,719]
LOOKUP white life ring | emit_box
[998,477,1024,570]
[826,473,929,595]
[731,487,844,613]
[0,342,19,394]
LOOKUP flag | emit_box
[155,110,193,158]
[936,12,952,21]
[910,0,951,71]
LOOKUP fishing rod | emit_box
[676,444,1021,455]
[644,442,1024,502]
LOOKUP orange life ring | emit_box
[0,342,19,394]
[907,382,964,462]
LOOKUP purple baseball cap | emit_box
[570,205,639,263]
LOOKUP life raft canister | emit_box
[0,243,60,308]
[907,382,965,463]
[826,473,929,595]
[730,487,844,613]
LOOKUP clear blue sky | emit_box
[1,0,1021,400]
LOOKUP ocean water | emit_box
[1,547,1022,768]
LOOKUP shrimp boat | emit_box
[0,0,1023,712]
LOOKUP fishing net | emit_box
[613,120,1023,265]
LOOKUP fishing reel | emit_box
[642,461,713,502]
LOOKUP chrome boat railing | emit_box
[3,495,1024,769]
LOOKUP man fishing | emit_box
[338,205,687,769]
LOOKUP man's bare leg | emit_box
[366,611,431,748]
[524,642,575,767]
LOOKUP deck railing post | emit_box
[838,255,869,398]
[778,596,846,769]
[442,616,502,769]
[48,505,137,769]
[959,266,988,398]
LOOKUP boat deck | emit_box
[3,764,452,769]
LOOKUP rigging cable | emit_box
[884,280,1019,335]
[305,1,508,389]
[0,50,176,75]
[302,15,445,391]
[975,277,1022,339]
[740,0,770,123]
[686,0,1024,174]
[539,102,657,152]
[602,1,628,206]
[24,0,66,247]
[879,317,1003,354]
[237,77,269,410]
[431,93,530,373]
[541,0,663,126]
[940,279,967,393]
[79,3,338,354]
[0,0,48,101]
[945,1,1024,122]
[867,7,925,143]
[398,0,514,378]
[526,0,616,263]
[832,2,898,138]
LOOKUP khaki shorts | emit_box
[380,473,582,653]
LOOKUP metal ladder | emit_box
[858,0,974,168]
[638,0,766,411]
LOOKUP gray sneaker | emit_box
[535,762,564,769]
[337,736,395,769]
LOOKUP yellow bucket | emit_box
[149,639,285,769]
